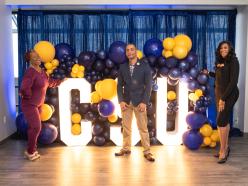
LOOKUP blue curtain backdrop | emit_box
[17,9,237,126]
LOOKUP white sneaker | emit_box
[24,151,40,161]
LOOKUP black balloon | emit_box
[110,69,118,79]
[158,67,169,77]
[90,103,99,113]
[157,56,167,67]
[147,56,157,67]
[79,103,91,114]
[93,60,105,72]
[93,136,106,146]
[97,50,107,60]
[105,59,115,69]
[78,51,96,69]
[92,123,103,136]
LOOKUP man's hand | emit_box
[120,102,128,111]
[218,99,225,112]
[138,103,146,112]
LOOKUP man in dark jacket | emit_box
[115,43,155,162]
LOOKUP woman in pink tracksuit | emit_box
[20,50,63,161]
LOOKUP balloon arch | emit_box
[16,34,219,150]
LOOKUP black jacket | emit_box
[117,61,152,106]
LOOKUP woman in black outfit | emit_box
[207,41,239,164]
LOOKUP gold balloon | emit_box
[163,37,175,50]
[95,80,102,94]
[172,46,188,59]
[44,62,53,70]
[137,50,143,59]
[200,124,213,137]
[195,89,203,97]
[40,104,53,121]
[71,124,81,135]
[51,59,59,67]
[34,41,55,63]
[71,113,81,124]
[210,130,220,142]
[203,137,212,146]
[174,34,192,52]
[167,91,176,101]
[108,114,118,123]
[98,79,117,100]
[188,93,199,102]
[91,91,102,103]
[76,71,84,78]
[162,50,173,58]
[209,141,217,148]
[70,72,77,78]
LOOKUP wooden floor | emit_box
[1,136,248,186]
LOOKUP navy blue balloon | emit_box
[92,123,103,136]
[179,59,190,71]
[109,41,127,64]
[143,38,163,58]
[16,112,28,138]
[78,51,96,69]
[158,67,169,77]
[38,123,58,145]
[187,79,199,91]
[186,112,208,130]
[186,52,198,67]
[168,68,181,80]
[183,130,203,150]
[98,100,115,117]
[55,43,75,61]
[93,136,106,146]
[165,57,178,69]
[189,67,199,78]
[197,73,208,85]
[105,59,115,69]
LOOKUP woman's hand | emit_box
[202,69,209,75]
[218,99,225,112]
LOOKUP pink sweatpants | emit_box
[21,104,42,154]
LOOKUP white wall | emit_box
[0,1,16,141]
[235,6,248,132]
